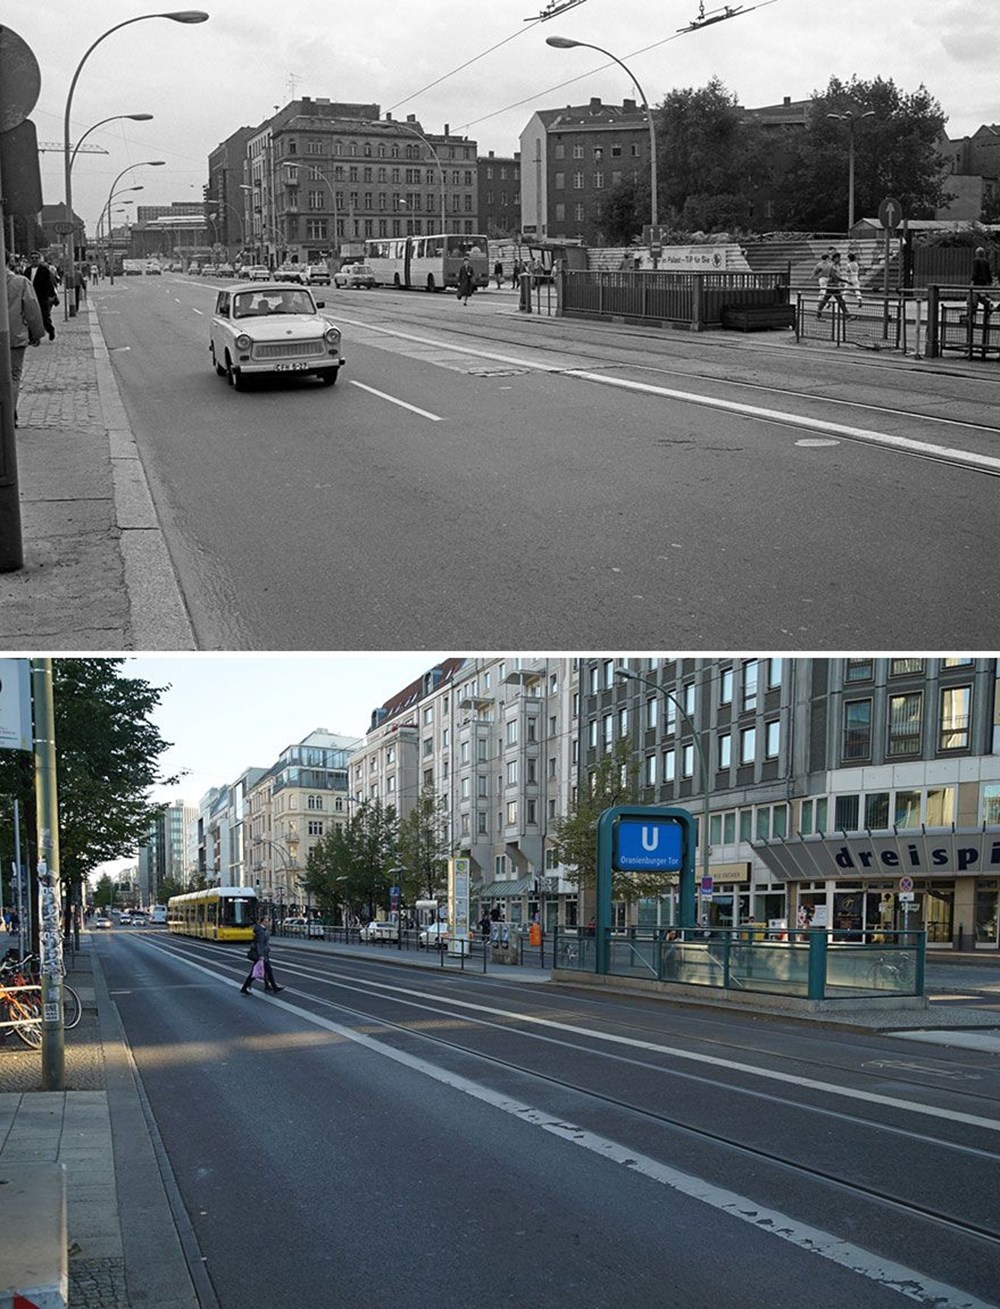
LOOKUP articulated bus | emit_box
[167,886,257,942]
[362,232,489,292]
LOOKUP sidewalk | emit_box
[0,298,192,650]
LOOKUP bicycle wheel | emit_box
[12,996,43,1048]
[62,984,82,1030]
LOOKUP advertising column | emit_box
[448,856,470,958]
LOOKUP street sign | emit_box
[0,659,32,752]
[899,891,916,903]
[701,875,714,894]
[879,196,902,230]
[53,222,76,235]
[899,876,914,893]
[614,817,683,872]
[0,27,41,132]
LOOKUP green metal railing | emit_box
[554,927,924,1000]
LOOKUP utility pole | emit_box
[32,658,64,1090]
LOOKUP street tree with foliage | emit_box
[554,737,676,906]
[0,659,178,932]
[301,799,399,921]
[396,786,453,905]
[774,76,949,230]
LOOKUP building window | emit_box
[768,658,783,688]
[983,783,1000,824]
[307,820,324,836]
[865,792,890,828]
[835,794,860,830]
[603,659,614,688]
[894,790,921,827]
[845,658,874,682]
[940,686,971,750]
[740,726,756,765]
[765,720,780,758]
[887,692,922,756]
[890,658,924,676]
[646,697,658,730]
[682,744,695,778]
[742,660,758,711]
[506,719,518,745]
[572,144,584,159]
[506,760,518,786]
[645,753,657,785]
[718,733,731,768]
[663,748,675,782]
[719,667,733,705]
[573,172,584,189]
[506,801,518,825]
[307,795,323,810]
[843,699,872,760]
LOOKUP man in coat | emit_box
[27,251,58,340]
[6,259,45,425]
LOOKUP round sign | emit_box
[899,875,914,893]
[0,27,41,133]
[878,196,903,231]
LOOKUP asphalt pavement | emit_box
[1,931,998,1307]
[1,288,997,653]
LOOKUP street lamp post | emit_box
[546,36,658,230]
[62,11,208,313]
[99,161,165,277]
[615,667,710,932]
[826,109,875,232]
[70,112,153,171]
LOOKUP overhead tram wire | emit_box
[454,0,782,135]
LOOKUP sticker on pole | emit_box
[614,818,683,872]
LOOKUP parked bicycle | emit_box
[866,951,915,992]
[1,950,81,1031]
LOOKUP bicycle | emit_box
[0,969,43,1048]
[867,951,915,992]
[1,951,81,1030]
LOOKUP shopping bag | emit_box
[251,958,265,980]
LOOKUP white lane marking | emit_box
[150,946,996,1308]
[191,307,203,315]
[339,317,1000,473]
[567,368,1000,474]
[349,379,442,421]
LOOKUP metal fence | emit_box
[553,927,924,1001]
[551,270,790,330]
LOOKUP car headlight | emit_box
[324,326,341,346]
[235,333,252,350]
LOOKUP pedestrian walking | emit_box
[812,249,832,303]
[845,251,864,309]
[456,256,476,305]
[511,258,522,290]
[5,258,45,427]
[493,258,503,289]
[971,245,994,316]
[816,252,851,318]
[240,916,284,994]
[26,252,58,341]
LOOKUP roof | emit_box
[536,98,647,132]
[370,658,465,733]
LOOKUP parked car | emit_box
[187,263,202,275]
[360,919,399,942]
[217,263,235,278]
[418,921,451,948]
[201,264,219,277]
[281,916,324,938]
[276,265,305,284]
[122,260,143,276]
[244,265,272,282]
[144,261,162,275]
[333,263,376,290]
[302,265,331,286]
[209,282,344,390]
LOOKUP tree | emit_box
[0,659,178,933]
[554,737,675,905]
[396,786,453,904]
[301,800,399,921]
[597,174,648,246]
[655,78,770,230]
[774,76,949,230]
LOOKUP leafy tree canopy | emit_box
[301,799,399,920]
[0,660,178,906]
[396,786,453,904]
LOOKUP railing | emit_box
[925,284,1000,361]
[553,927,924,1001]
[553,270,790,330]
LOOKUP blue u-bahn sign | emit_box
[614,818,683,872]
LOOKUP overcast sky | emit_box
[5,0,994,238]
[125,652,449,808]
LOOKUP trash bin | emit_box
[529,922,542,947]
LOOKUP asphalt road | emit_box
[94,276,1000,650]
[97,929,1000,1309]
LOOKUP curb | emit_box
[86,311,196,650]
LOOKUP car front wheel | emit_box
[211,343,226,377]
[226,354,247,391]
[320,368,338,386]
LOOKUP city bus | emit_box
[150,904,167,925]
[362,232,489,292]
[167,886,257,942]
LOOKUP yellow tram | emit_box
[167,886,257,942]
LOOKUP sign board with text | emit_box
[0,659,31,751]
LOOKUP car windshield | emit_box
[233,290,314,318]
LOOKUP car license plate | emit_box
[273,362,311,371]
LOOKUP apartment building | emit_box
[245,729,361,917]
[586,656,1000,946]
[241,97,480,267]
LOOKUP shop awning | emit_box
[752,826,1000,883]
[478,876,535,899]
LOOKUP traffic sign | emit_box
[879,196,902,231]
[53,221,76,235]
[899,875,914,893]
[614,817,683,872]
[0,27,41,132]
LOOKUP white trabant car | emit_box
[209,282,344,390]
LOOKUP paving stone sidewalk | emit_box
[0,298,193,650]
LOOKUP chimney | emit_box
[444,123,449,136]
[406,113,416,123]
[783,96,791,106]
[590,97,602,113]
[623,98,636,113]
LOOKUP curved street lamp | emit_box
[546,35,658,229]
[826,109,875,231]
[70,112,153,170]
[62,12,209,310]
[99,161,165,281]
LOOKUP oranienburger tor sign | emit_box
[752,828,1000,883]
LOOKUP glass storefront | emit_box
[976,881,999,946]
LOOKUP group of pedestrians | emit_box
[5,251,60,426]
[814,248,864,318]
